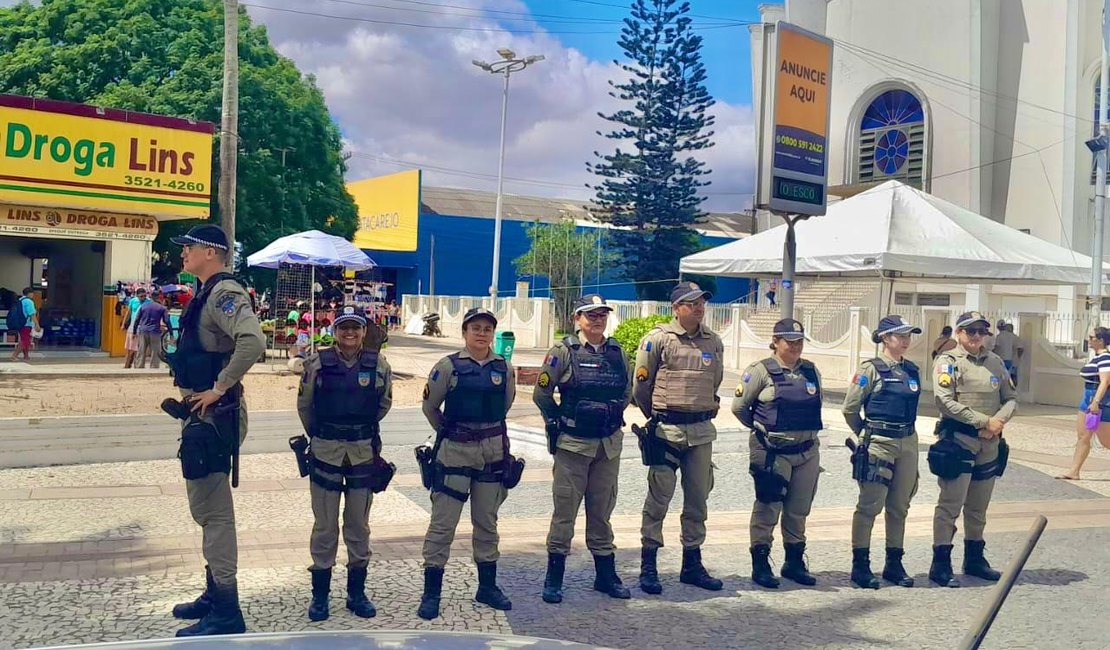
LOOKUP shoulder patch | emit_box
[537,371,551,388]
[937,373,953,387]
[215,294,237,315]
[635,366,649,382]
[855,374,868,387]
[641,340,652,352]
[422,383,430,400]
[431,368,440,381]
[734,382,744,397]
[741,371,751,383]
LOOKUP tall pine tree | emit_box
[589,0,715,301]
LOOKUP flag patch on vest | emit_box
[701,352,713,366]
[805,382,817,395]
[989,375,999,389]
[358,371,371,387]
[537,372,551,388]
[216,294,236,315]
[635,366,649,382]
[908,378,919,392]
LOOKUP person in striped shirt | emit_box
[1059,327,1110,479]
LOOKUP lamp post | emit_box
[472,48,545,300]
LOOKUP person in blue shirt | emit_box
[8,287,38,362]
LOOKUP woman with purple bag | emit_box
[1059,327,1110,479]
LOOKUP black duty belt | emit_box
[443,423,506,443]
[754,429,815,456]
[313,423,380,442]
[936,418,978,437]
[865,420,915,438]
[653,410,715,425]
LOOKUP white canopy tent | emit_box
[681,180,1110,285]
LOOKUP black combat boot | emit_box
[416,566,444,620]
[963,540,1002,582]
[750,544,780,588]
[781,542,817,586]
[175,580,246,637]
[345,566,377,618]
[542,553,566,604]
[307,567,330,621]
[638,546,663,594]
[172,565,215,620]
[679,547,723,591]
[592,553,631,599]
[928,544,960,588]
[882,547,914,587]
[850,548,880,589]
[474,561,512,610]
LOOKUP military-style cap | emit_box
[956,311,991,330]
[873,315,922,339]
[573,294,613,314]
[333,304,368,327]
[170,224,229,250]
[772,318,807,341]
[462,307,498,327]
[670,281,712,304]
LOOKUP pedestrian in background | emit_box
[766,279,778,308]
[134,290,172,369]
[931,325,957,360]
[733,319,823,589]
[122,287,146,368]
[534,294,632,604]
[841,316,923,589]
[992,321,1023,384]
[1058,327,1110,480]
[633,281,724,595]
[7,287,37,362]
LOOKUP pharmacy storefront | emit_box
[0,94,213,353]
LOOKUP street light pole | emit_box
[1092,3,1110,331]
[473,49,544,300]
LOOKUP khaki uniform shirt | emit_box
[841,352,913,435]
[634,319,724,446]
[297,347,393,466]
[933,345,1018,430]
[731,356,824,442]
[992,330,1021,361]
[422,349,516,432]
[178,278,265,396]
[533,332,632,460]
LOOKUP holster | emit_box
[178,417,231,481]
[927,435,975,479]
[414,442,437,490]
[847,437,870,482]
[996,437,1010,477]
[289,435,311,478]
[501,454,525,489]
[209,386,242,488]
[545,420,560,455]
[749,460,789,503]
[348,456,396,493]
[633,419,680,469]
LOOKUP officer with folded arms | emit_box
[732,319,822,589]
[841,315,923,589]
[416,307,521,620]
[296,305,393,621]
[632,281,724,595]
[165,225,264,637]
[534,294,632,604]
[929,311,1017,587]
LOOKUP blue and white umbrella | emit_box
[246,230,375,270]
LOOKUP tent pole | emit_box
[310,265,315,355]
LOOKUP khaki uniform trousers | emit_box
[546,445,621,556]
[641,440,715,549]
[749,432,820,547]
[308,462,374,570]
[422,435,508,568]
[933,432,999,545]
[184,400,248,586]
[852,432,919,549]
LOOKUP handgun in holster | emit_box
[289,435,311,477]
[545,419,560,455]
[209,385,243,488]
[846,435,870,482]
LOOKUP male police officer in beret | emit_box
[166,225,265,636]
[534,294,632,604]
[929,311,1017,587]
[297,305,393,621]
[632,281,724,594]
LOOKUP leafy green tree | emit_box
[514,220,615,331]
[588,0,716,301]
[0,0,357,284]
[612,314,670,363]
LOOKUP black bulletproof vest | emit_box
[558,336,627,436]
[172,272,238,391]
[752,358,824,432]
[313,347,380,429]
[443,353,509,424]
[862,358,921,424]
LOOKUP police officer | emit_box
[929,311,1017,587]
[841,315,923,589]
[633,282,724,595]
[417,307,519,620]
[732,319,822,589]
[296,305,393,621]
[167,225,265,636]
[534,294,632,604]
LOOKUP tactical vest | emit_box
[863,358,921,424]
[558,335,627,437]
[171,272,239,391]
[651,325,720,412]
[443,353,509,425]
[752,358,823,432]
[311,347,380,440]
[940,351,1003,415]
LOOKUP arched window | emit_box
[857,89,926,187]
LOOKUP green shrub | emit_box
[612,314,672,355]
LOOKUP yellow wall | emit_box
[347,170,421,252]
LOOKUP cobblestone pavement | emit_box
[1,436,1108,648]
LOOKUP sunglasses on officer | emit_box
[962,327,990,337]
[579,310,609,322]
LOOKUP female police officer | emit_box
[732,319,822,588]
[416,307,519,620]
[841,316,922,589]
[296,305,392,621]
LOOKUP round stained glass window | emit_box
[874,129,910,175]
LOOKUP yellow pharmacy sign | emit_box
[348,170,421,252]
[0,94,215,219]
